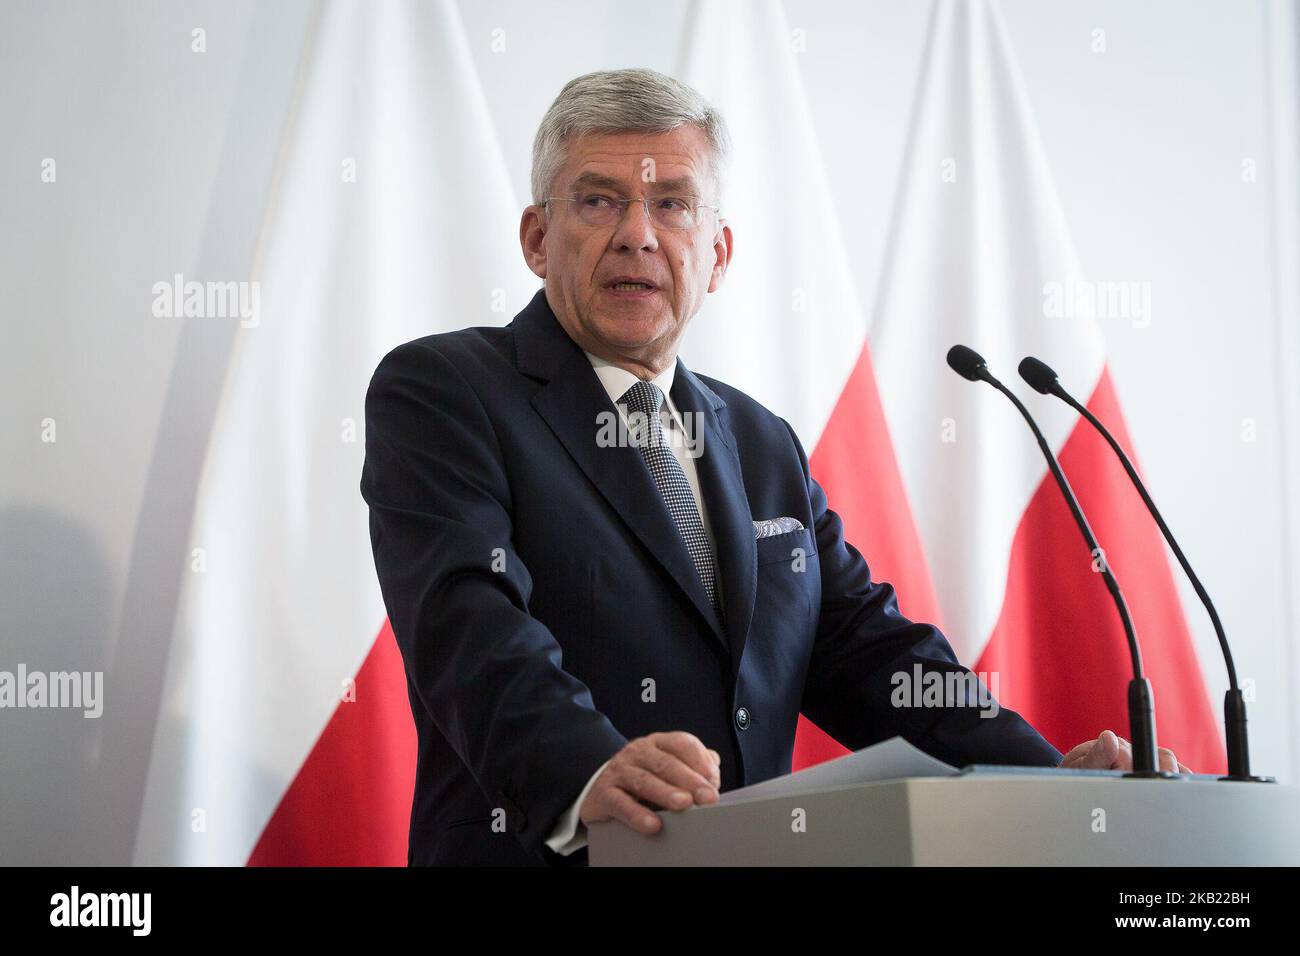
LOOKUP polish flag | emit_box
[682,0,1223,773]
[859,0,1224,774]
[132,0,535,865]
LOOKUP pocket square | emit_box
[753,516,805,539]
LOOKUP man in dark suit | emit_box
[361,69,1182,866]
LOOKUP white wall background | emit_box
[1,0,1296,863]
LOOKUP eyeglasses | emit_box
[543,192,720,231]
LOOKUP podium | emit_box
[588,772,1300,866]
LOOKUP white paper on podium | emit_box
[715,736,959,806]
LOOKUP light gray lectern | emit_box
[588,772,1300,866]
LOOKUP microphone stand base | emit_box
[1121,770,1181,780]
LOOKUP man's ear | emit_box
[707,219,733,294]
[519,205,548,279]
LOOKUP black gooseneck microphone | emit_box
[946,344,1168,777]
[1018,355,1272,783]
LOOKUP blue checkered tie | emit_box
[619,381,721,618]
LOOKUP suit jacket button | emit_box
[734,707,751,731]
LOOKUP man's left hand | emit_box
[1059,729,1190,773]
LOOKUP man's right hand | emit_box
[579,732,722,835]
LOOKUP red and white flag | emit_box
[864,0,1224,773]
[683,0,1224,772]
[133,0,534,865]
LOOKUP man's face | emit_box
[520,126,732,377]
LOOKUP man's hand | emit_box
[1059,729,1190,773]
[579,731,721,835]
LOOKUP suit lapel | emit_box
[515,290,731,656]
[671,362,757,671]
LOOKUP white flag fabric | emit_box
[677,0,871,451]
[870,0,1105,662]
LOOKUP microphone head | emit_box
[946,344,989,382]
[1018,356,1060,395]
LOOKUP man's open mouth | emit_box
[606,276,659,292]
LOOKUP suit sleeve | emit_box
[544,759,612,856]
[361,341,628,856]
[779,419,1063,768]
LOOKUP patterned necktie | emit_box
[619,380,722,618]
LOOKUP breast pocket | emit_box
[754,527,816,566]
[754,526,820,623]
[749,526,821,691]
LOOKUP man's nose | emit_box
[611,200,659,251]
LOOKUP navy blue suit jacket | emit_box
[361,288,1062,866]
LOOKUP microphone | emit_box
[1019,355,1271,782]
[945,344,1168,777]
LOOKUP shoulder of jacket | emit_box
[374,323,517,378]
[692,370,788,430]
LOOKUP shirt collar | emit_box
[583,350,681,420]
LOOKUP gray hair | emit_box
[530,68,732,208]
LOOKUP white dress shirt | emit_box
[543,349,718,856]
